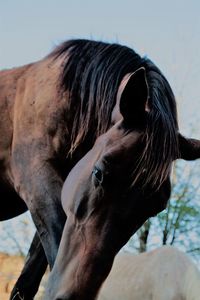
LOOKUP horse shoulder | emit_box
[0,64,33,176]
[12,56,69,160]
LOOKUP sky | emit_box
[0,0,200,255]
[1,0,200,135]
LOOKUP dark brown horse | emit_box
[0,39,199,300]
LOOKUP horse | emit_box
[0,39,200,300]
[98,246,200,300]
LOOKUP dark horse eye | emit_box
[92,166,103,185]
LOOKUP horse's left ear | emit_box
[178,133,200,160]
[119,67,150,126]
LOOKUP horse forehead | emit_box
[94,129,142,164]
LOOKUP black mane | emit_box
[51,39,179,188]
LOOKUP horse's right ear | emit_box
[119,67,150,126]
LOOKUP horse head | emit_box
[44,68,200,300]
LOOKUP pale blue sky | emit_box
[1,0,200,134]
[1,0,200,68]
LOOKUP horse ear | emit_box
[178,133,200,160]
[119,67,149,126]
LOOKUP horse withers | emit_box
[0,39,199,300]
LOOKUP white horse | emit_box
[98,246,200,300]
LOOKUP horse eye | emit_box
[92,166,103,185]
